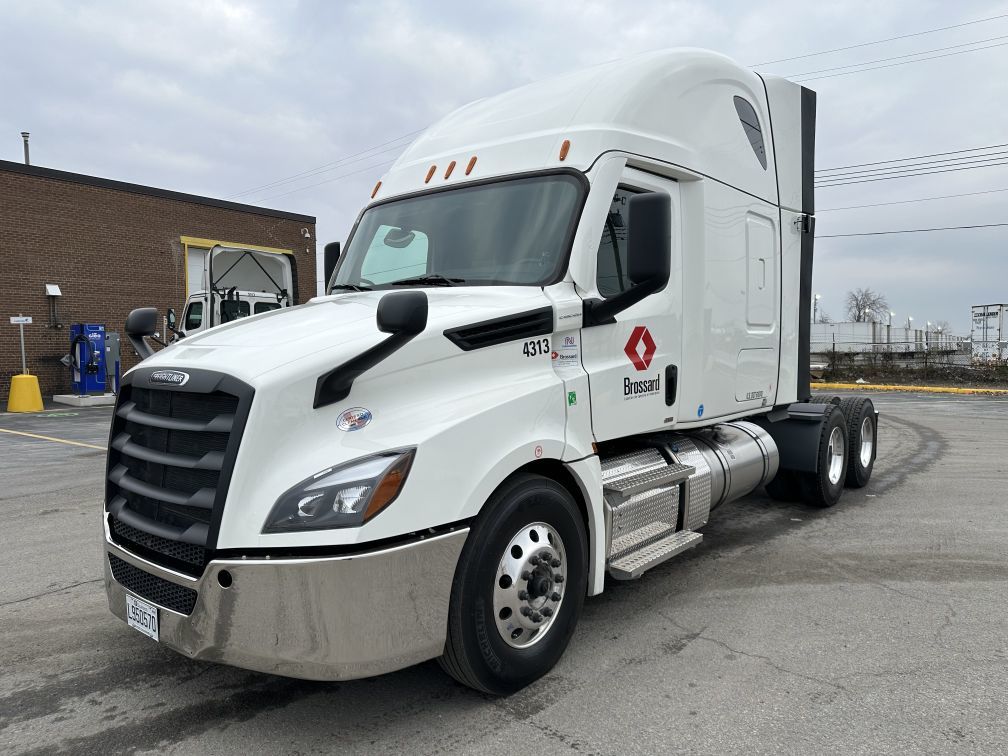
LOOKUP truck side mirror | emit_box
[585,192,671,326]
[166,308,177,330]
[125,307,158,360]
[323,242,341,289]
[377,290,428,335]
[627,192,672,286]
[314,291,429,408]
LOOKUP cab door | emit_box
[579,170,682,442]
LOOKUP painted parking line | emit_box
[0,427,108,451]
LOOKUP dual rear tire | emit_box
[765,397,877,507]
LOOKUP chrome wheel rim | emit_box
[492,522,567,649]
[859,416,874,468]
[827,427,845,485]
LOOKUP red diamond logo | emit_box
[624,326,656,371]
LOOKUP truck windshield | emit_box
[331,173,584,290]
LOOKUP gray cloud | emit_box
[3,0,1005,332]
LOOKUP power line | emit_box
[817,187,1008,212]
[819,222,1008,238]
[784,33,1008,78]
[817,142,1008,173]
[815,159,1008,188]
[796,39,1008,82]
[228,129,423,200]
[816,152,1008,182]
[751,12,1008,66]
[258,158,397,203]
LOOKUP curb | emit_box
[815,382,1008,396]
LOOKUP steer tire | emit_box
[839,397,877,488]
[799,405,849,508]
[439,473,587,695]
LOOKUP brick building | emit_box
[0,159,316,400]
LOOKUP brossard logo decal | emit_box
[624,326,656,371]
[149,370,189,386]
[623,326,660,400]
[337,407,372,432]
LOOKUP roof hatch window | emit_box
[733,96,767,170]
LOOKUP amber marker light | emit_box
[559,139,571,161]
[465,156,477,175]
[425,165,437,183]
[363,450,416,522]
[444,160,456,179]
[371,180,382,198]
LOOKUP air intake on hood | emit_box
[443,306,553,351]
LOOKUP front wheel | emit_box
[439,473,587,694]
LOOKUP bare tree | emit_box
[818,310,834,324]
[845,288,889,322]
[933,319,952,333]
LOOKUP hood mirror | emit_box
[377,290,428,335]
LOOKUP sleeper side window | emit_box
[734,96,768,169]
[596,187,637,298]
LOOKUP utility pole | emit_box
[20,132,30,165]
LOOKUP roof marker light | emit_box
[371,180,381,198]
[559,139,571,161]
[425,165,437,183]
[465,156,477,175]
[444,160,456,179]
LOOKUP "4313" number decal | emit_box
[522,338,550,357]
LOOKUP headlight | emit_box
[262,449,415,533]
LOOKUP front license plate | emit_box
[125,594,159,642]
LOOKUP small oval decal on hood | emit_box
[149,370,190,386]
[337,407,372,432]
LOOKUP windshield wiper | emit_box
[330,283,373,292]
[389,274,466,287]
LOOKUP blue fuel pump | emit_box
[69,323,107,395]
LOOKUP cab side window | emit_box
[596,187,636,298]
[254,302,281,314]
[183,301,203,331]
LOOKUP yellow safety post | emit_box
[7,373,44,412]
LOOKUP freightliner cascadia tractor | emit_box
[107,49,878,694]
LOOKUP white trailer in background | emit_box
[971,304,1007,362]
[110,49,880,694]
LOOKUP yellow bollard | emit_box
[6,374,44,412]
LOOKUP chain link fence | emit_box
[811,339,1008,386]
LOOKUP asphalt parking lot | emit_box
[1,392,1006,755]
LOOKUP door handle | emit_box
[665,364,678,406]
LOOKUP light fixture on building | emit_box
[45,283,62,328]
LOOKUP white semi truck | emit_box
[106,49,878,694]
[168,244,295,339]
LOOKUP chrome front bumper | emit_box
[103,521,468,681]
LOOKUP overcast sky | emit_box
[3,0,1007,333]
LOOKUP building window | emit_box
[733,96,767,169]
